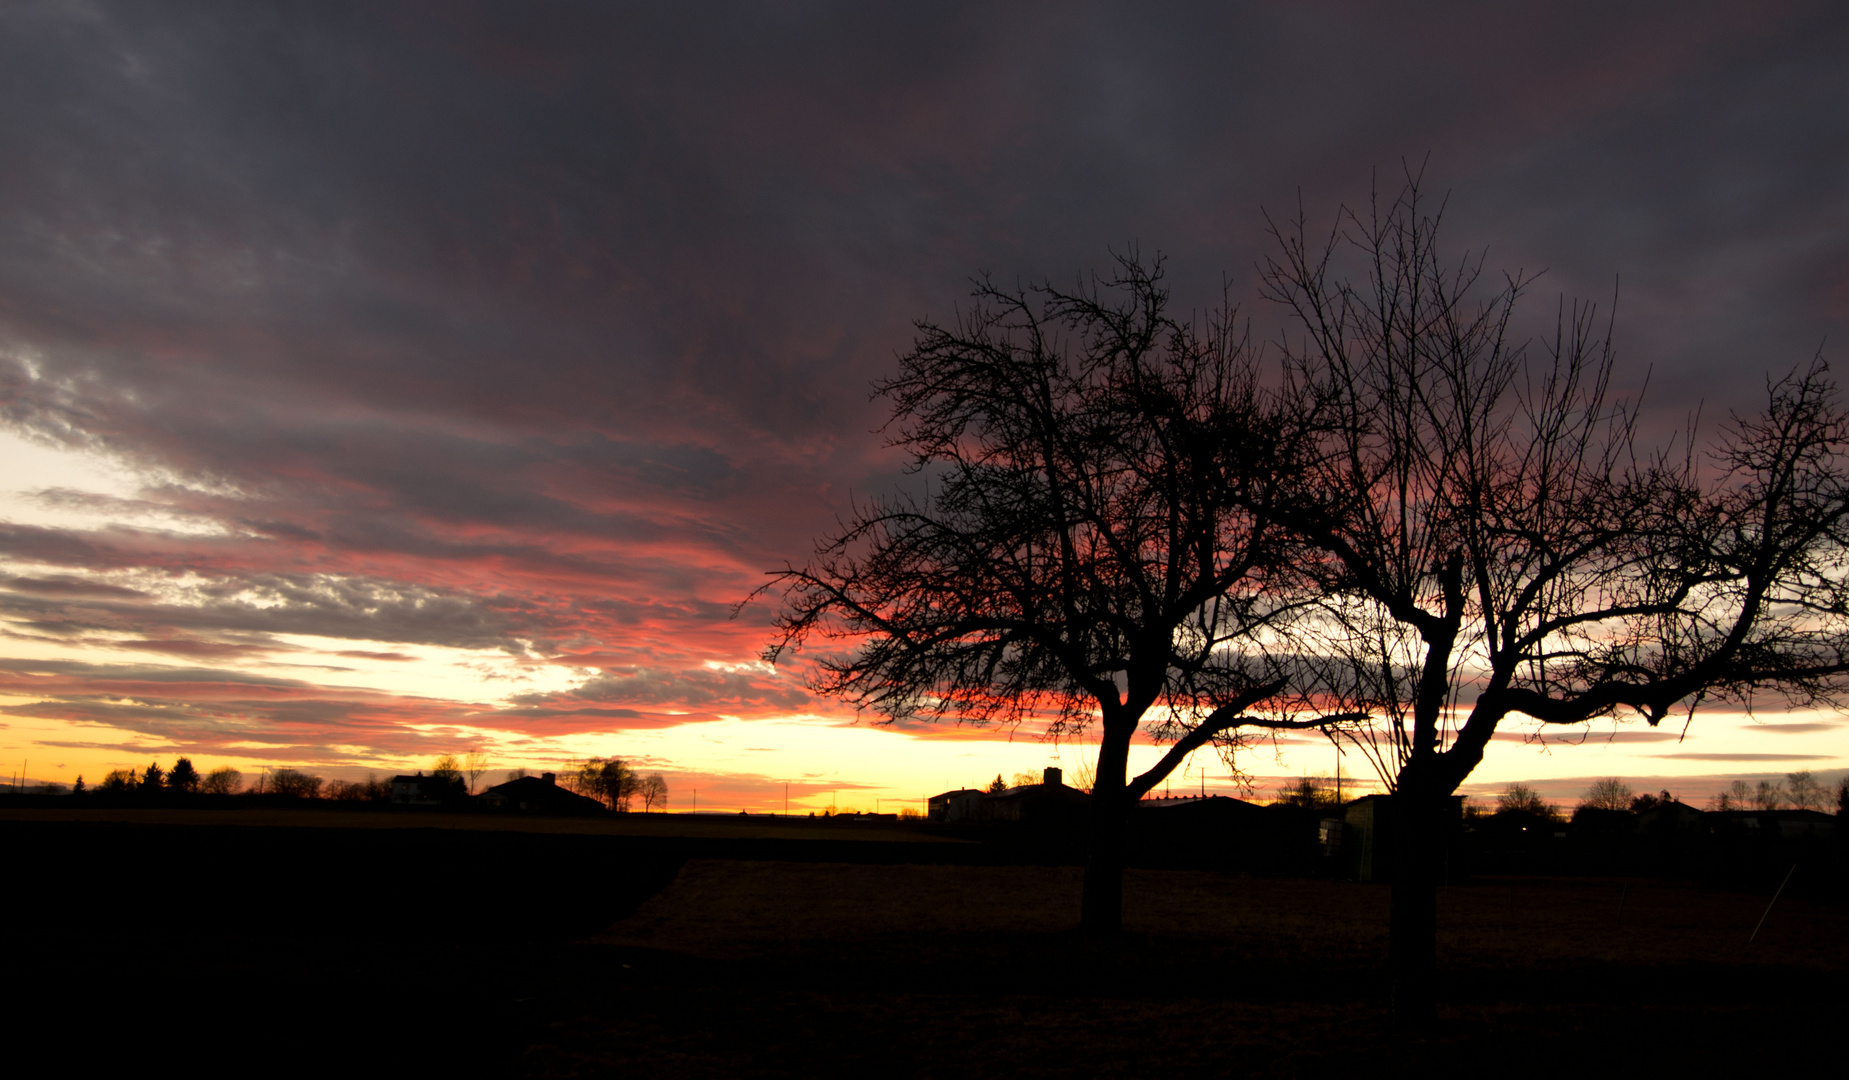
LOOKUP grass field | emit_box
[600,859,1848,973]
[12,815,1844,1076]
[0,805,967,842]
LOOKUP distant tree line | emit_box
[1465,772,1849,822]
[85,758,246,797]
[45,751,663,816]
[60,752,527,804]
[559,757,669,812]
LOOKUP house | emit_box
[1634,799,1706,833]
[389,771,465,806]
[479,772,606,815]
[1134,793,1266,824]
[928,788,986,823]
[1709,808,1837,840]
[929,768,1092,824]
[977,767,1089,824]
[1570,806,1637,834]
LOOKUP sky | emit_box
[1,0,1846,811]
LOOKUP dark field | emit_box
[9,812,1844,1077]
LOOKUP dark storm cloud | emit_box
[1,1,1846,756]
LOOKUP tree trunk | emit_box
[1081,809,1127,935]
[1389,787,1440,1028]
[1081,716,1135,935]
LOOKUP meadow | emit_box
[9,811,1841,1076]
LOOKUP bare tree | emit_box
[1495,783,1555,819]
[764,256,1342,933]
[639,772,668,812]
[1580,778,1634,813]
[1273,775,1342,811]
[1754,779,1787,811]
[201,766,243,796]
[1785,769,1825,811]
[325,778,367,801]
[1256,173,1849,1019]
[270,769,323,799]
[573,757,636,811]
[463,751,491,795]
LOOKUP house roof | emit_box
[482,774,606,812]
[984,781,1088,802]
[929,788,985,802]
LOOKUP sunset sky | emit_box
[2,1,1845,811]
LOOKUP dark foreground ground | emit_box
[9,811,1845,1077]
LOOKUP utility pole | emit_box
[784,782,789,818]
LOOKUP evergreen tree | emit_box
[167,758,201,794]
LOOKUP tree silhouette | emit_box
[1494,783,1552,817]
[201,767,242,796]
[765,256,1342,932]
[270,769,323,799]
[574,757,636,811]
[1629,789,1675,812]
[639,772,668,812]
[1786,769,1825,810]
[167,758,200,795]
[431,755,463,787]
[141,762,165,792]
[463,751,491,795]
[1256,173,1849,1020]
[1580,778,1633,813]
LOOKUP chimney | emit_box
[541,772,556,785]
[1043,766,1062,788]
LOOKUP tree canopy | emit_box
[764,174,1849,988]
[764,256,1350,929]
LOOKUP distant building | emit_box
[389,771,465,806]
[479,772,606,815]
[1570,806,1638,834]
[1634,799,1706,833]
[929,768,1092,824]
[1135,793,1265,822]
[1709,808,1837,840]
[977,767,1089,824]
[928,787,986,823]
